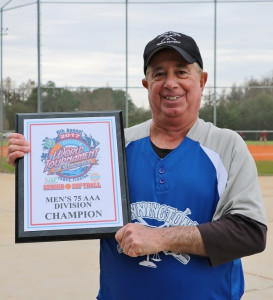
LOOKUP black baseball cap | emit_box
[143,31,203,74]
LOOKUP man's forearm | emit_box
[160,225,208,256]
[115,223,208,258]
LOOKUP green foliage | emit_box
[2,79,152,130]
[74,87,151,126]
[129,107,152,127]
[200,74,273,130]
[42,81,80,113]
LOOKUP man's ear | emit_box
[200,72,208,91]
[142,78,148,90]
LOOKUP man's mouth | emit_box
[164,96,180,101]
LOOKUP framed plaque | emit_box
[15,111,130,243]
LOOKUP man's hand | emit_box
[115,223,208,258]
[115,223,163,257]
[7,133,30,166]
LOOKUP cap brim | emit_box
[145,45,196,69]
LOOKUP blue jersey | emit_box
[97,118,266,300]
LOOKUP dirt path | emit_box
[247,145,273,161]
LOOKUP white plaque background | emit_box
[23,116,123,231]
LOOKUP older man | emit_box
[8,31,267,300]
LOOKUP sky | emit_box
[1,0,273,108]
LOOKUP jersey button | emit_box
[159,168,165,174]
[159,178,165,184]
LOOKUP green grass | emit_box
[0,158,15,173]
[246,141,273,145]
[2,160,272,175]
[255,161,273,176]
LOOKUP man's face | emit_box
[142,49,207,127]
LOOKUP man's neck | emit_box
[150,118,197,149]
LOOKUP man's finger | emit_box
[7,151,25,166]
[115,226,125,244]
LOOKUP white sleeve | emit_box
[213,132,267,225]
[187,119,267,226]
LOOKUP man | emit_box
[260,130,268,143]
[8,31,267,299]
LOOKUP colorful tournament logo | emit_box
[41,129,100,182]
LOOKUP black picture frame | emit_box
[15,111,130,243]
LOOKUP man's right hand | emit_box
[7,133,30,166]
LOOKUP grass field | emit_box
[246,141,273,145]
[255,161,273,175]
[0,158,15,173]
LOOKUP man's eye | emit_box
[178,70,189,78]
[153,72,164,79]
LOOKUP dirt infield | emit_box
[247,145,273,161]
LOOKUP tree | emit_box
[3,77,36,129]
[41,81,79,112]
[75,87,151,127]
[199,72,273,130]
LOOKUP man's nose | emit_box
[164,73,178,89]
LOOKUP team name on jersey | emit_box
[131,201,198,227]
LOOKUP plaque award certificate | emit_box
[15,111,130,243]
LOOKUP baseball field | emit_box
[246,142,273,175]
[247,143,273,161]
